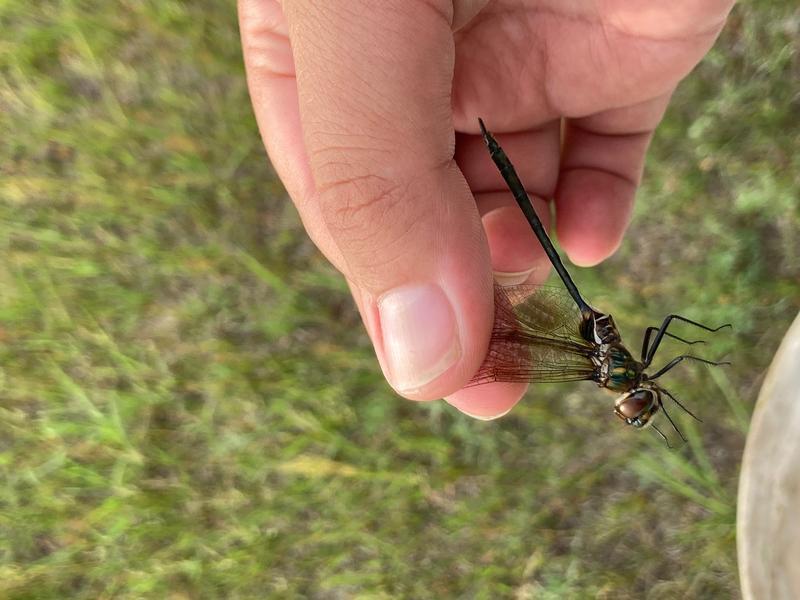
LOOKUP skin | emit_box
[238,0,735,419]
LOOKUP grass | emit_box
[1,1,798,597]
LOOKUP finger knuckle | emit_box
[320,173,407,235]
[317,172,422,270]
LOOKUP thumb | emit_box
[251,0,495,399]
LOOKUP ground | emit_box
[1,1,799,598]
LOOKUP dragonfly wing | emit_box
[468,284,598,386]
[499,284,590,343]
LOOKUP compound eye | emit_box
[615,389,657,427]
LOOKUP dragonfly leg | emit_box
[657,397,687,443]
[648,354,731,380]
[651,423,672,448]
[640,326,707,362]
[661,388,702,423]
[643,314,731,366]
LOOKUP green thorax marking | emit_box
[597,343,645,393]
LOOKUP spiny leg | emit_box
[644,314,732,367]
[640,327,707,362]
[651,423,671,448]
[661,388,702,423]
[658,397,687,443]
[649,354,731,380]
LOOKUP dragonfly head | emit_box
[614,386,660,429]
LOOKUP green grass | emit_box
[1,1,798,597]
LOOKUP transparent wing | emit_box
[469,284,598,385]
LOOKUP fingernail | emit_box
[378,283,461,394]
[493,268,535,286]
[459,407,513,421]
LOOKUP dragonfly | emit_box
[470,119,731,445]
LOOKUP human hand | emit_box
[239,0,735,419]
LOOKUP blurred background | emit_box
[1,1,798,597]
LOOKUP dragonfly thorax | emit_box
[593,342,645,393]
